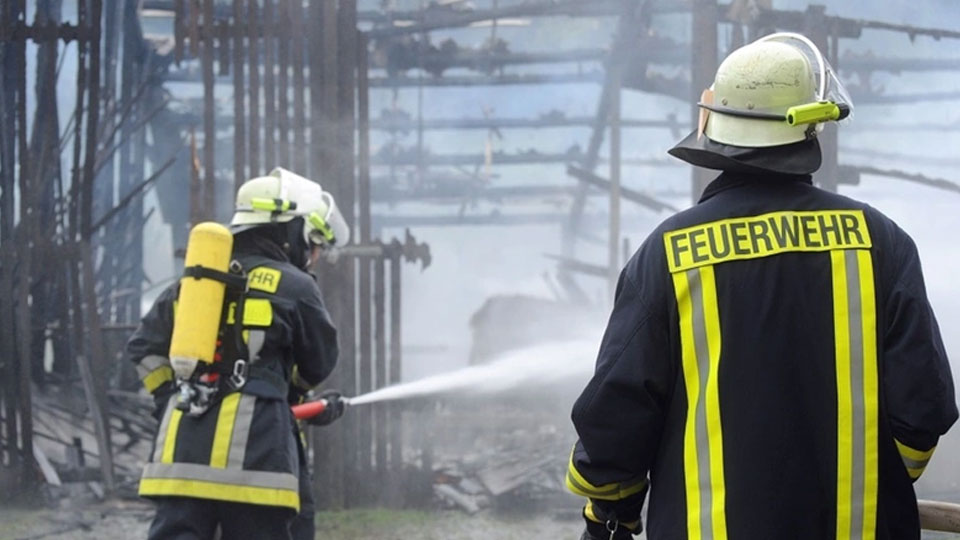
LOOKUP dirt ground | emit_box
[0,502,586,540]
[2,503,959,540]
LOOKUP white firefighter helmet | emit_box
[700,32,853,148]
[230,167,350,248]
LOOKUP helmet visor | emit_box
[755,32,854,123]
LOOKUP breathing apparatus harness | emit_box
[175,260,253,416]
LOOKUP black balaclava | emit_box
[233,217,312,269]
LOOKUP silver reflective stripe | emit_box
[228,394,257,468]
[845,249,866,540]
[247,330,266,361]
[900,455,930,470]
[564,471,619,498]
[152,398,176,463]
[141,462,299,492]
[137,354,170,378]
[687,269,714,540]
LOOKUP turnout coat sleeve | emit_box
[568,238,675,523]
[290,275,339,390]
[126,284,178,399]
[880,228,958,478]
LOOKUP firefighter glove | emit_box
[581,500,642,540]
[307,390,346,426]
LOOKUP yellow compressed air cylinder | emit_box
[169,222,233,380]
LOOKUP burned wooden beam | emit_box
[543,254,608,279]
[845,165,960,195]
[371,149,678,168]
[369,113,685,132]
[373,212,601,228]
[569,164,679,214]
[369,71,604,88]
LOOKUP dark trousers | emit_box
[148,497,294,540]
[289,430,315,540]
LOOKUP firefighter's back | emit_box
[641,172,947,540]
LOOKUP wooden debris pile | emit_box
[29,384,156,503]
[424,400,581,515]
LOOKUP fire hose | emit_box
[919,500,960,533]
[291,396,352,420]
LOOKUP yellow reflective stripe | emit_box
[161,408,183,464]
[858,250,879,540]
[700,265,728,540]
[833,249,879,540]
[673,266,728,540]
[210,393,241,469]
[142,366,174,393]
[152,399,177,462]
[895,440,935,479]
[138,478,299,512]
[673,269,703,539]
[565,451,647,501]
[584,500,602,523]
[895,440,935,462]
[832,250,854,539]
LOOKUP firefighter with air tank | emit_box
[127,168,348,539]
[567,33,957,539]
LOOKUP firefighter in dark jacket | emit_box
[127,167,350,539]
[568,33,958,540]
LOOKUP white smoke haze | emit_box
[350,337,602,405]
[16,0,949,532]
[374,0,960,508]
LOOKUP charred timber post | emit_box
[78,0,117,495]
[564,0,640,265]
[276,0,290,169]
[231,0,245,190]
[358,253,373,490]
[0,0,19,471]
[609,55,621,297]
[388,243,404,485]
[357,31,376,494]
[262,0,275,168]
[246,0,260,176]
[690,0,718,202]
[804,6,838,193]
[291,0,307,174]
[15,0,34,483]
[337,0,360,507]
[201,0,215,219]
[373,256,388,491]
